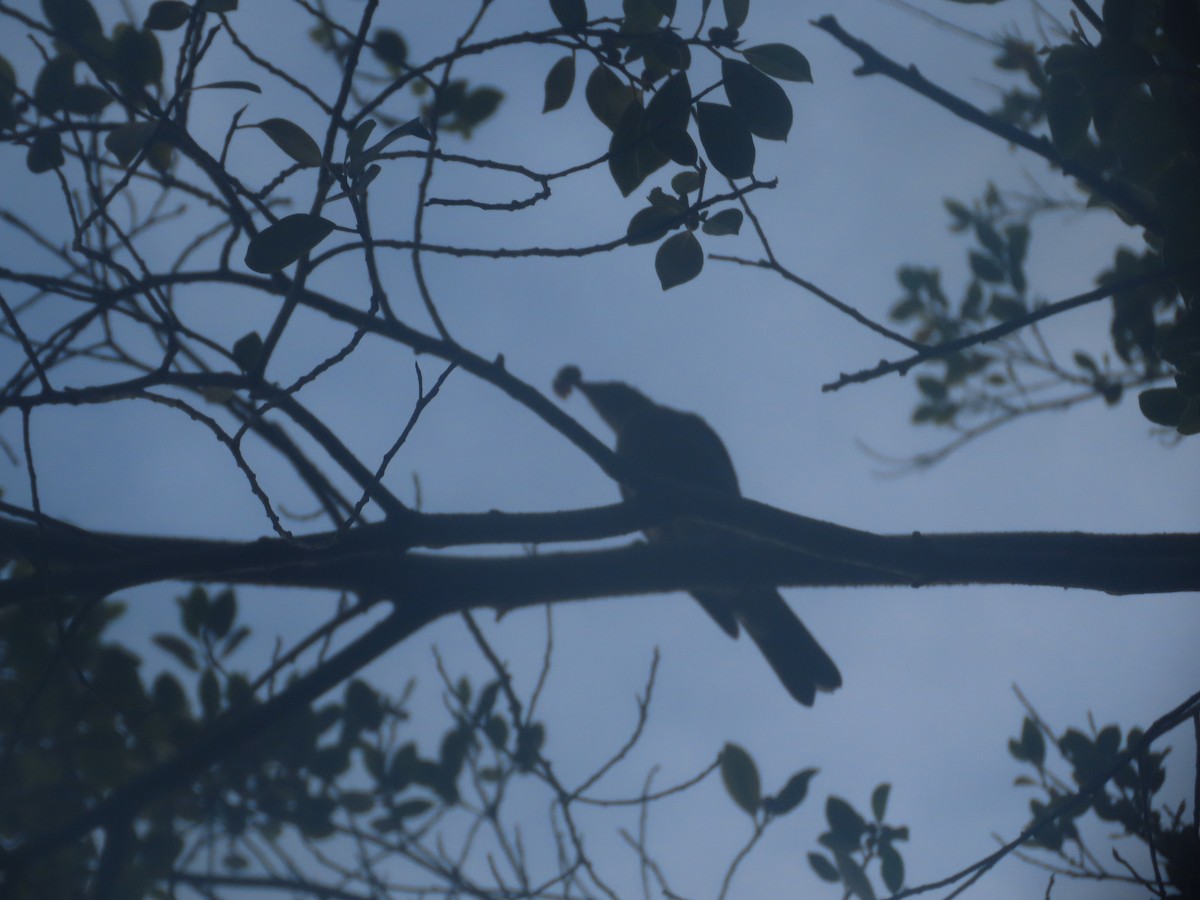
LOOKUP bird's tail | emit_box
[734,590,841,707]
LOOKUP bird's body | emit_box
[555,366,842,707]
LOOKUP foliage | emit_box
[880,0,1200,455]
[1007,705,1198,896]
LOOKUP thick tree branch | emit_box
[3,508,1197,606]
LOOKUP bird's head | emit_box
[554,365,655,436]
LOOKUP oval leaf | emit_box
[1138,387,1188,427]
[722,58,792,140]
[880,843,905,893]
[723,0,748,29]
[586,64,636,131]
[870,783,890,821]
[742,43,813,82]
[27,131,64,173]
[671,170,701,194]
[152,633,198,670]
[252,117,322,167]
[609,100,647,196]
[244,214,335,273]
[373,28,407,69]
[655,231,703,289]
[644,71,693,163]
[701,207,742,235]
[719,742,761,814]
[826,796,867,846]
[808,852,840,883]
[144,0,192,30]
[763,767,816,816]
[550,0,587,30]
[543,55,575,113]
[231,331,263,371]
[105,120,158,166]
[837,854,877,900]
[628,206,679,245]
[696,101,754,178]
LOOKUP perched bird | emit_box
[554,365,841,706]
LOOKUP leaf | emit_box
[244,214,335,273]
[474,680,501,719]
[974,220,1004,257]
[917,376,946,400]
[345,679,384,730]
[67,84,111,116]
[722,59,791,140]
[144,0,192,30]
[880,843,905,893]
[969,250,1006,283]
[1138,387,1188,427]
[701,208,742,235]
[825,796,866,847]
[207,588,235,639]
[152,633,198,670]
[231,332,262,371]
[1045,73,1090,157]
[609,99,648,196]
[41,0,103,40]
[742,43,812,82]
[357,117,431,166]
[719,742,761,814]
[1020,717,1046,768]
[393,799,433,820]
[111,27,164,89]
[627,206,679,245]
[723,0,748,29]
[696,102,754,178]
[34,56,75,114]
[655,231,703,289]
[372,28,407,69]
[762,767,816,815]
[543,55,575,113]
[988,294,1026,321]
[837,854,877,900]
[342,791,374,813]
[585,64,636,131]
[550,0,587,30]
[1177,397,1200,435]
[26,131,63,173]
[196,0,236,11]
[105,121,158,166]
[671,171,701,194]
[180,586,208,636]
[345,119,377,169]
[807,852,840,883]
[0,56,16,130]
[871,783,891,821]
[252,118,322,167]
[641,74,696,164]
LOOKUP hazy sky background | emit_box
[1,0,1197,897]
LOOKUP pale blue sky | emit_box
[1,1,1196,897]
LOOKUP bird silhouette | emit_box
[555,365,841,706]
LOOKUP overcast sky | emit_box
[2,0,1197,897]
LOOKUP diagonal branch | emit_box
[822,269,1172,391]
[811,15,1162,235]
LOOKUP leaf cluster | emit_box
[1008,711,1197,894]
[540,0,811,289]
